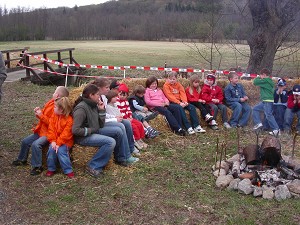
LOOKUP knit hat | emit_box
[277,78,286,87]
[109,79,120,90]
[292,84,300,95]
[206,74,216,83]
[118,83,129,93]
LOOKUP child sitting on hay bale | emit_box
[163,71,206,134]
[144,76,187,136]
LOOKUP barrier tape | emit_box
[25,53,259,78]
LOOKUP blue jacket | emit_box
[224,83,247,104]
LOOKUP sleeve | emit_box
[144,89,153,106]
[72,108,94,137]
[132,99,144,111]
[274,89,279,103]
[287,95,295,109]
[47,115,56,143]
[37,101,54,127]
[201,85,212,102]
[98,109,106,128]
[56,116,73,147]
[178,84,188,102]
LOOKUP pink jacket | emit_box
[144,87,169,109]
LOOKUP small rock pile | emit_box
[212,154,300,200]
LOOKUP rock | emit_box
[226,154,240,164]
[286,179,300,194]
[262,185,274,199]
[274,185,291,201]
[253,187,263,197]
[238,178,253,195]
[213,169,226,177]
[216,175,234,189]
[214,161,230,173]
[227,178,240,191]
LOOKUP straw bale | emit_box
[69,85,86,108]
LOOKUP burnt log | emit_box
[260,136,281,167]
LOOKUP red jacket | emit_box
[32,99,54,137]
[47,114,74,148]
[287,94,300,109]
[201,83,224,104]
[185,86,203,102]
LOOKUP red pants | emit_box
[131,118,145,140]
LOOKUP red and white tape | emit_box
[25,53,258,78]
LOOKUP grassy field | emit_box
[1,40,299,77]
[1,41,300,224]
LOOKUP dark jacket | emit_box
[72,98,106,142]
[128,95,146,112]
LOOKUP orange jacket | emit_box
[32,99,54,137]
[47,114,74,148]
[163,81,187,104]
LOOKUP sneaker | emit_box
[210,120,217,126]
[210,125,219,130]
[223,122,231,129]
[134,141,143,150]
[187,127,196,135]
[85,166,103,178]
[205,114,214,122]
[12,159,27,166]
[66,172,75,179]
[138,139,148,148]
[194,125,206,133]
[253,123,263,130]
[132,147,141,157]
[147,127,159,138]
[30,167,43,176]
[269,130,281,136]
[45,170,55,177]
[126,156,139,165]
[175,128,186,136]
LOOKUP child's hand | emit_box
[143,107,148,112]
[97,100,105,110]
[179,102,186,107]
[199,99,205,103]
[244,96,249,101]
[116,116,123,122]
[34,107,42,116]
[51,142,57,150]
[164,102,169,106]
[212,99,219,103]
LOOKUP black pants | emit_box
[190,101,212,119]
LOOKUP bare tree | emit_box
[247,0,300,74]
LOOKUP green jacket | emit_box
[253,77,274,102]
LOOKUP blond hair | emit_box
[228,71,238,81]
[56,86,69,97]
[55,97,72,117]
[188,75,201,95]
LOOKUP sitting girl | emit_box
[46,97,74,178]
[185,75,215,127]
[144,76,186,136]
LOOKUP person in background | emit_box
[283,84,300,134]
[273,78,288,131]
[46,97,74,179]
[0,51,7,103]
[185,75,214,129]
[144,76,186,136]
[252,68,280,136]
[163,71,205,134]
[201,74,231,130]
[117,83,159,138]
[224,72,252,128]
[12,86,69,176]
[109,78,120,93]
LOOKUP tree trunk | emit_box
[247,0,300,74]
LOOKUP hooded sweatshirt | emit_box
[201,80,224,104]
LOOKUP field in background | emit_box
[1,40,299,77]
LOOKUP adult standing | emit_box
[0,51,7,103]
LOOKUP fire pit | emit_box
[212,136,300,200]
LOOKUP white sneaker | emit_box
[134,141,143,150]
[205,114,214,122]
[132,147,141,156]
[187,127,196,135]
[194,125,206,133]
[269,130,281,136]
[253,123,263,130]
[210,120,217,126]
[223,122,231,129]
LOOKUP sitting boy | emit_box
[12,86,69,175]
[283,84,300,134]
[224,71,252,128]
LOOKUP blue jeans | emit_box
[274,105,286,131]
[284,108,300,132]
[209,103,228,123]
[253,102,279,130]
[77,134,116,171]
[17,133,48,168]
[227,102,252,127]
[154,105,181,132]
[47,145,73,174]
[99,122,131,161]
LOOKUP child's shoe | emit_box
[209,120,219,130]
[12,159,27,166]
[134,141,143,150]
[194,125,206,133]
[205,114,214,122]
[253,123,263,130]
[146,127,158,138]
[269,130,281,137]
[132,147,141,157]
[30,167,43,176]
[187,127,196,135]
[175,128,186,136]
[45,170,55,177]
[138,139,148,148]
[223,122,232,129]
[126,156,139,165]
[66,172,75,179]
